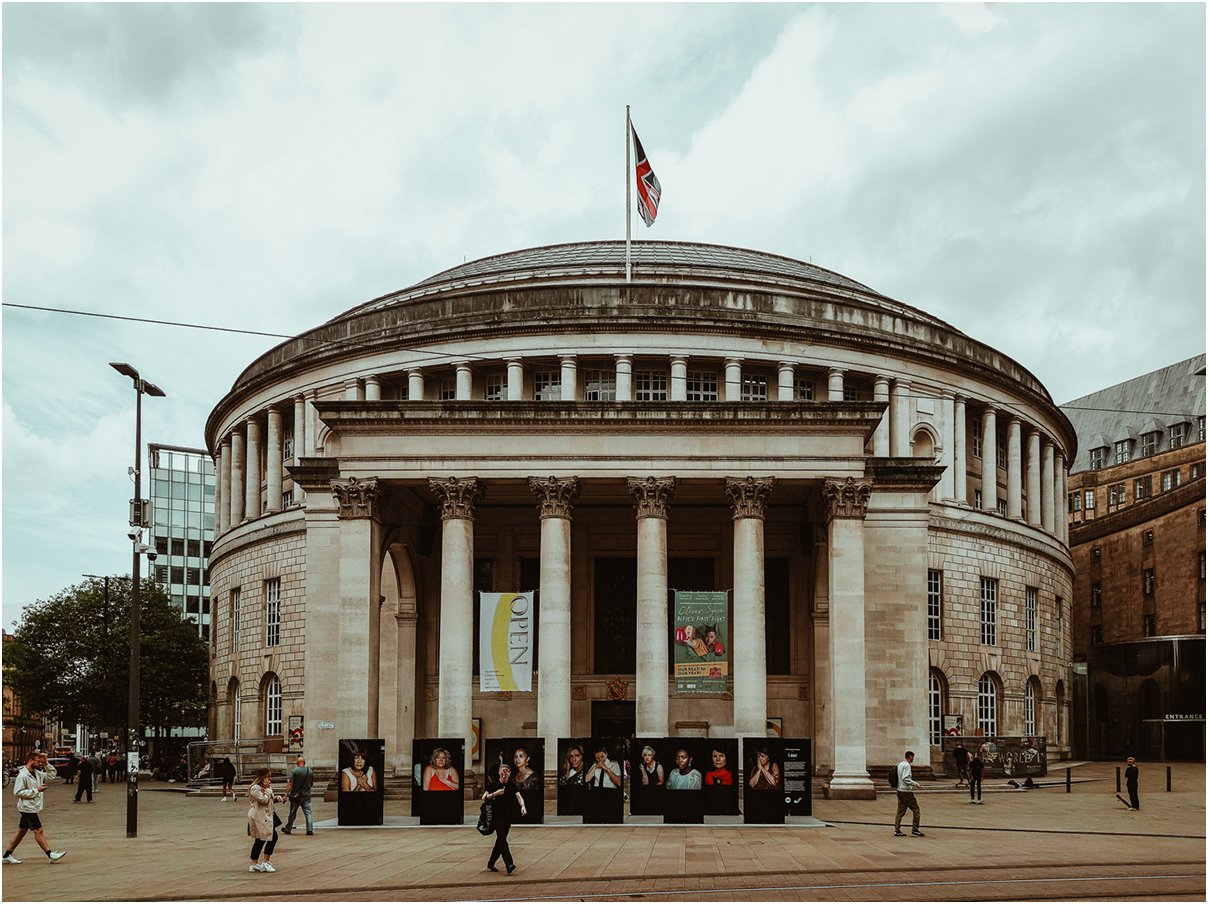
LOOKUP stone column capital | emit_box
[627,476,675,520]
[429,476,485,520]
[723,476,775,520]
[823,476,872,521]
[529,476,581,519]
[332,476,385,520]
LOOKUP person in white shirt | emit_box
[3,752,67,864]
[893,750,925,837]
[584,746,621,789]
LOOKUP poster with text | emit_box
[673,590,729,694]
[478,592,536,692]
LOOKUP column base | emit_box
[826,772,877,800]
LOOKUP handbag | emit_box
[476,800,494,835]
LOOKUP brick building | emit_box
[1064,355,1205,760]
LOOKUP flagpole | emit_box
[625,104,632,284]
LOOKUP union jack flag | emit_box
[632,124,661,227]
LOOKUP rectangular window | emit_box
[171,566,184,585]
[1192,463,1203,480]
[231,588,241,653]
[1198,416,1205,443]
[842,386,860,402]
[980,577,997,646]
[1024,686,1036,735]
[1199,601,1206,634]
[1142,568,1155,597]
[741,375,768,402]
[1084,490,1095,511]
[1170,423,1187,450]
[1114,439,1131,465]
[1162,469,1181,492]
[438,377,456,401]
[995,429,1007,468]
[1091,583,1102,608]
[583,370,615,402]
[283,432,294,461]
[1091,625,1103,646]
[533,371,561,401]
[686,371,719,402]
[1068,493,1081,513]
[634,369,668,402]
[1141,432,1159,456]
[1143,615,1156,637]
[973,489,983,509]
[281,490,293,509]
[1090,447,1106,470]
[1200,550,1205,581]
[928,678,942,745]
[265,578,281,647]
[265,677,282,737]
[972,420,983,459]
[1025,587,1037,653]
[1109,483,1127,506]
[927,570,943,641]
[485,372,506,401]
[996,498,1007,516]
[1135,476,1153,500]
[795,378,814,401]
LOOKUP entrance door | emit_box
[592,701,635,739]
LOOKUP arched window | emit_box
[977,673,999,736]
[928,669,947,745]
[1024,678,1039,735]
[264,674,282,737]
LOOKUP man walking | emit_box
[1124,756,1140,811]
[892,750,925,837]
[968,748,985,804]
[281,755,313,835]
[953,742,970,788]
[218,757,237,802]
[4,752,67,864]
[73,754,94,804]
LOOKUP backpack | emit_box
[888,766,898,790]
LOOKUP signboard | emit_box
[781,739,812,816]
[942,736,1047,778]
[478,592,536,692]
[673,591,729,694]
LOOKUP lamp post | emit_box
[110,362,165,838]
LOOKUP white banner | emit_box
[478,591,536,692]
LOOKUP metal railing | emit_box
[186,737,294,790]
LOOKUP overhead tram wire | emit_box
[3,302,1200,421]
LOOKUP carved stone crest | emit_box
[428,477,485,520]
[331,476,383,520]
[627,476,675,520]
[605,677,628,701]
[724,476,775,520]
[823,476,872,521]
[571,685,588,701]
[529,476,581,520]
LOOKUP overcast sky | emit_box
[3,3,1205,630]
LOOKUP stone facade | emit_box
[205,242,1077,794]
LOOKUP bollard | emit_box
[1167,765,1172,792]
[1116,766,1121,792]
[1066,767,1071,793]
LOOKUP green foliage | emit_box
[4,577,209,734]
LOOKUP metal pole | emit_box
[1115,765,1120,793]
[1065,767,1071,793]
[625,104,632,284]
[128,382,142,838]
[1166,765,1171,792]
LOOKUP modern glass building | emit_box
[149,443,216,640]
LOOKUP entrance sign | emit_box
[673,591,729,694]
[479,592,536,692]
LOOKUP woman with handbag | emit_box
[482,762,526,874]
[246,768,285,873]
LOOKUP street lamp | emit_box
[110,362,165,838]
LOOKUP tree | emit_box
[3,577,209,739]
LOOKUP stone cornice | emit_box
[931,510,1073,577]
[628,476,676,519]
[429,477,485,520]
[865,458,947,492]
[332,476,384,520]
[823,477,872,521]
[287,457,340,492]
[724,476,775,520]
[528,476,581,520]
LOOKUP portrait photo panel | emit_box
[702,737,740,815]
[629,737,667,816]
[337,738,385,827]
[485,737,544,823]
[411,737,465,825]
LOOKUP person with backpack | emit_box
[281,756,313,835]
[892,750,924,837]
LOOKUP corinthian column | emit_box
[725,476,775,739]
[627,476,675,737]
[529,476,580,762]
[823,476,875,799]
[429,477,484,757]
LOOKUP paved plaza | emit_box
[2,762,1204,902]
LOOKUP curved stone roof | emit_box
[336,240,920,322]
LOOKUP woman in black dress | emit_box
[482,762,527,874]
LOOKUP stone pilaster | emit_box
[1026,430,1042,526]
[954,394,967,504]
[1042,442,1055,533]
[981,407,997,511]
[892,379,911,457]
[1007,417,1022,519]
[229,429,245,525]
[873,376,891,457]
[827,368,845,402]
[266,406,283,514]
